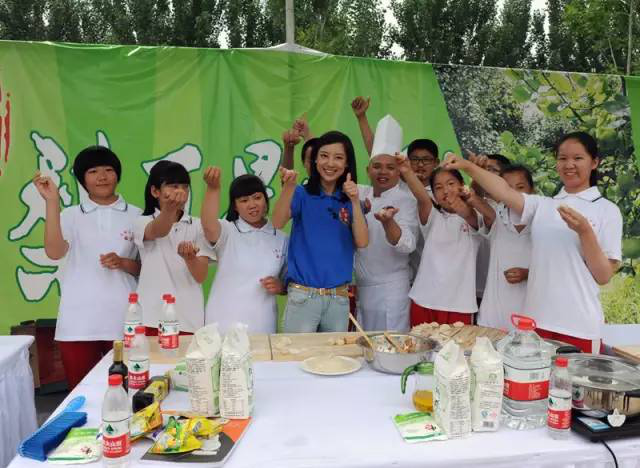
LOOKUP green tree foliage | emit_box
[527,9,548,69]
[389,0,497,64]
[0,0,46,41]
[484,0,532,68]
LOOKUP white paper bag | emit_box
[186,324,222,416]
[470,337,504,431]
[220,323,253,419]
[434,340,471,438]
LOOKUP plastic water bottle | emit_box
[157,294,171,345]
[123,293,142,349]
[128,326,149,397]
[548,357,572,439]
[160,296,179,357]
[102,374,130,467]
[497,314,551,430]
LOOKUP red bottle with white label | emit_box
[160,296,179,357]
[123,293,142,348]
[102,374,130,466]
[548,357,571,439]
[498,314,552,430]
[128,325,150,396]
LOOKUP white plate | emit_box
[300,355,362,376]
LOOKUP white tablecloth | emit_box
[9,354,640,468]
[0,336,37,468]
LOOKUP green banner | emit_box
[0,41,638,334]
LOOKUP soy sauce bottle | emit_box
[109,340,129,391]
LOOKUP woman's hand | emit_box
[342,173,359,202]
[203,166,222,191]
[504,267,529,284]
[33,172,60,201]
[177,241,200,261]
[260,276,284,295]
[558,205,592,236]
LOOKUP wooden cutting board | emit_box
[410,324,507,352]
[270,332,364,361]
[125,334,272,364]
[612,346,640,364]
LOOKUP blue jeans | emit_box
[282,286,350,333]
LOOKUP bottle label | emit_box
[128,358,149,389]
[572,384,585,409]
[503,364,550,401]
[160,322,179,349]
[123,321,139,348]
[102,417,130,458]
[548,391,572,429]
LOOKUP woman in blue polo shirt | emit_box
[273,130,368,332]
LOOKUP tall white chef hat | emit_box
[370,114,403,160]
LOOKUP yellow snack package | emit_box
[150,417,202,454]
[185,418,223,438]
[131,401,163,442]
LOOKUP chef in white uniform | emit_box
[355,115,419,332]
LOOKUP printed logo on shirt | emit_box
[460,223,470,233]
[326,206,351,226]
[120,229,134,242]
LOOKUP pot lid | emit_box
[558,353,640,392]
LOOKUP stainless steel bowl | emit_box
[356,333,439,374]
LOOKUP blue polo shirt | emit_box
[286,185,355,288]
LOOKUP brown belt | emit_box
[289,282,350,298]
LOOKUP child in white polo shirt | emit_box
[443,132,623,353]
[200,167,288,334]
[477,164,534,330]
[134,161,212,335]
[400,155,494,327]
[34,146,141,389]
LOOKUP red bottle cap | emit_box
[129,292,138,303]
[162,293,171,300]
[556,357,568,367]
[109,374,123,386]
[135,325,146,334]
[511,314,537,331]
[167,297,175,304]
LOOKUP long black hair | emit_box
[226,174,269,221]
[554,131,600,187]
[142,161,190,215]
[305,131,357,200]
[301,138,319,165]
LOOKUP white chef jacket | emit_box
[133,210,213,333]
[398,180,434,282]
[518,187,622,339]
[409,207,481,313]
[355,184,418,331]
[56,196,141,341]
[477,203,531,330]
[203,218,288,335]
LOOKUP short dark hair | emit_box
[305,131,357,200]
[226,174,269,222]
[554,131,600,186]
[407,139,439,159]
[72,146,121,189]
[301,138,319,165]
[142,161,190,215]
[429,167,464,193]
[501,164,535,189]
[487,154,511,170]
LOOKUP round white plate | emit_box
[300,355,362,376]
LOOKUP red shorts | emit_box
[58,340,113,390]
[536,329,603,354]
[144,327,194,337]
[410,302,475,327]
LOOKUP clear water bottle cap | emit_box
[128,292,138,303]
[109,374,123,386]
[556,357,568,367]
[511,314,537,331]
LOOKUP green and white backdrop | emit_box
[1,41,639,336]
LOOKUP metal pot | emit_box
[553,353,640,417]
[356,333,439,375]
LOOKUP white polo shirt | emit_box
[398,180,434,281]
[133,211,213,333]
[202,218,287,334]
[355,184,418,286]
[478,204,531,330]
[56,196,141,341]
[409,208,481,313]
[519,187,622,339]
